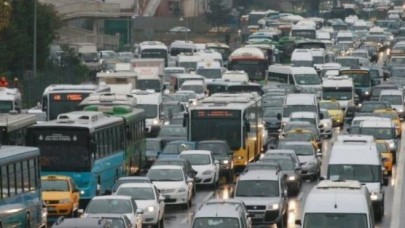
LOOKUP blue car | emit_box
[157,140,196,159]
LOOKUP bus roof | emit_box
[83,105,145,121]
[0,113,37,132]
[139,41,168,50]
[0,146,40,165]
[78,93,137,108]
[42,84,108,95]
[229,47,265,60]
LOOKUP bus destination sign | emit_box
[192,110,240,118]
[51,93,84,101]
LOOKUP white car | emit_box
[147,165,194,209]
[320,109,333,138]
[80,195,143,228]
[115,183,165,227]
[169,26,191,33]
[179,150,220,187]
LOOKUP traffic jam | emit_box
[3,1,405,228]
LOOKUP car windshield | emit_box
[328,164,381,182]
[284,132,312,141]
[116,187,155,200]
[270,158,295,170]
[283,105,317,117]
[294,74,321,85]
[380,95,403,105]
[146,140,161,150]
[263,108,282,117]
[180,154,211,165]
[236,180,279,197]
[197,143,229,156]
[360,103,388,112]
[162,143,193,154]
[41,179,69,191]
[193,218,240,228]
[86,199,133,214]
[303,213,368,228]
[158,126,187,137]
[320,102,340,110]
[279,144,314,156]
[147,168,184,181]
[360,127,394,139]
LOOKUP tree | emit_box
[205,0,232,29]
[0,0,61,74]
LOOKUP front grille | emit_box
[160,189,176,194]
[164,198,177,203]
[45,200,59,204]
[264,210,279,222]
[246,205,266,210]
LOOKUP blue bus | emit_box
[26,111,126,205]
[0,146,43,227]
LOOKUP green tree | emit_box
[0,0,61,74]
[205,0,232,29]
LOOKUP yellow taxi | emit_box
[41,175,80,218]
[319,100,344,127]
[283,129,321,151]
[374,109,402,137]
[376,140,393,176]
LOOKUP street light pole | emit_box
[33,0,37,78]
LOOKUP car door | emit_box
[154,186,165,220]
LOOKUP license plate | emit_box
[164,195,171,199]
[47,207,56,212]
[254,213,264,218]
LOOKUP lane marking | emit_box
[390,124,405,228]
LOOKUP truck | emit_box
[131,58,165,92]
[69,43,101,71]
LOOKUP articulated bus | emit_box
[83,105,146,174]
[0,113,37,145]
[27,111,127,205]
[187,95,262,170]
[0,146,42,227]
[42,84,110,121]
[339,68,371,102]
[228,47,267,82]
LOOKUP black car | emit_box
[370,84,399,101]
[196,140,234,183]
[263,107,282,135]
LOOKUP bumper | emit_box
[195,174,216,184]
[248,209,281,225]
[161,192,189,205]
[45,203,74,217]
[142,213,160,225]
[300,165,318,178]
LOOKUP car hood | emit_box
[42,191,71,201]
[152,181,186,190]
[364,182,381,193]
[134,200,158,210]
[192,165,213,174]
[298,155,316,164]
[234,196,279,207]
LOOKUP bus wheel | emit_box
[25,213,31,228]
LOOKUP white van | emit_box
[280,93,319,125]
[327,135,388,221]
[291,49,313,67]
[180,80,206,99]
[131,90,163,137]
[195,61,224,82]
[296,180,375,228]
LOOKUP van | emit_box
[296,180,375,228]
[180,80,206,99]
[291,49,313,67]
[327,135,388,221]
[195,61,224,82]
[131,90,163,137]
[169,40,196,57]
[280,93,319,124]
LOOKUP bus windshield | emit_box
[46,92,88,120]
[229,60,266,81]
[190,110,242,149]
[141,49,167,59]
[322,87,353,100]
[0,100,13,113]
[30,129,91,172]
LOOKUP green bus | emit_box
[83,105,146,175]
[0,146,44,227]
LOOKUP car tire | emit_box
[276,211,287,228]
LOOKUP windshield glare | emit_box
[116,187,155,200]
[236,180,279,197]
[294,74,321,85]
[328,164,381,182]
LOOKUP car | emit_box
[80,195,143,228]
[169,26,191,33]
[112,176,152,194]
[374,109,402,136]
[157,125,187,146]
[179,150,220,187]
[370,84,399,101]
[280,121,320,142]
[319,109,333,138]
[359,101,392,113]
[146,138,164,167]
[158,140,196,159]
[234,169,289,227]
[196,140,234,183]
[319,100,344,127]
[379,89,404,118]
[115,183,165,227]
[277,141,322,181]
[51,217,117,228]
[147,165,194,209]
[376,140,393,176]
[41,175,80,219]
[280,129,321,151]
[87,214,133,228]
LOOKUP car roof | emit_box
[380,89,402,96]
[180,150,212,155]
[360,118,393,128]
[194,203,243,218]
[280,141,313,146]
[116,183,155,189]
[238,169,279,181]
[150,165,183,170]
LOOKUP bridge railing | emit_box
[56,1,121,20]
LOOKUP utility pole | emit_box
[33,0,37,78]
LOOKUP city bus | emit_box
[228,47,267,82]
[0,113,37,145]
[42,84,110,121]
[26,111,127,205]
[186,95,262,170]
[82,105,146,175]
[139,41,168,66]
[339,68,371,102]
[0,146,42,227]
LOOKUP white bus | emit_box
[139,41,168,66]
[321,76,355,109]
[169,40,196,57]
[291,25,317,39]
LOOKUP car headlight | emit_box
[222,160,229,165]
[398,109,403,112]
[152,119,159,125]
[59,198,72,204]
[267,203,279,210]
[370,191,382,201]
[287,175,296,181]
[178,187,187,193]
[236,156,243,160]
[202,170,213,175]
[147,206,155,213]
[323,123,329,127]
[389,141,395,149]
[364,91,369,95]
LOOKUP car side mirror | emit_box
[295,219,302,225]
[159,196,165,202]
[136,208,144,215]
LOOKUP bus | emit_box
[339,68,371,102]
[0,113,37,145]
[0,146,42,227]
[291,25,317,39]
[228,47,267,81]
[0,88,22,113]
[322,76,355,110]
[77,93,137,110]
[26,111,127,205]
[206,43,231,66]
[42,84,110,121]
[139,41,168,67]
[82,105,146,174]
[186,95,262,170]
